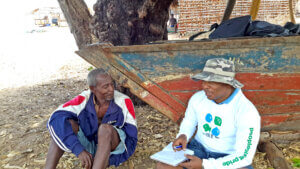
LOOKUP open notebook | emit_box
[150,142,194,166]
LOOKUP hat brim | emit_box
[191,71,244,88]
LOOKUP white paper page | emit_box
[150,142,194,166]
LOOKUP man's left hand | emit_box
[78,150,93,169]
[179,154,203,169]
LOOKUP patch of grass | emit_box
[292,158,300,167]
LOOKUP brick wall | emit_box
[178,0,296,34]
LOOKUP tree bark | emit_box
[57,0,94,49]
[258,141,292,169]
[90,0,174,46]
[58,0,174,47]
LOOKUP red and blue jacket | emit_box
[47,90,137,166]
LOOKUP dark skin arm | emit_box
[69,119,93,169]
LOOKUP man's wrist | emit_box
[179,134,187,139]
[72,143,85,157]
[177,133,188,140]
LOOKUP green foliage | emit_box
[88,66,94,71]
[267,168,274,169]
[292,158,300,167]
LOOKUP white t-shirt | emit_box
[177,89,260,169]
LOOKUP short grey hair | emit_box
[87,68,108,87]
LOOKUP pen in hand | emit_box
[174,145,183,150]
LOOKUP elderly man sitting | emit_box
[45,68,137,169]
[157,58,260,169]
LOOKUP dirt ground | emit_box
[0,72,299,169]
[0,28,299,169]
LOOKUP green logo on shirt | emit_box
[214,116,222,126]
[203,113,222,137]
[203,124,211,132]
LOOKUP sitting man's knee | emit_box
[98,124,115,137]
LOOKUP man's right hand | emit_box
[78,150,93,169]
[172,134,187,151]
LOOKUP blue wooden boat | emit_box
[76,36,300,129]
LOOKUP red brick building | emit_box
[177,0,297,34]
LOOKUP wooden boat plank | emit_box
[261,113,300,127]
[156,73,300,91]
[107,36,300,52]
[77,36,300,127]
[101,48,187,113]
[244,91,300,106]
[170,91,300,106]
[256,104,300,115]
[115,46,299,81]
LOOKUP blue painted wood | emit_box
[77,36,300,126]
[117,45,299,79]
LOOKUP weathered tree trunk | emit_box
[258,141,293,169]
[58,0,174,47]
[57,0,94,49]
[90,0,174,46]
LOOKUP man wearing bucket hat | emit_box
[157,58,260,169]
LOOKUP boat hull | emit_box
[77,36,300,128]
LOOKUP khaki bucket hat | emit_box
[191,58,244,88]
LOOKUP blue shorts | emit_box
[77,126,126,157]
[187,139,254,169]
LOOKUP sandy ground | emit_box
[0,27,91,90]
[0,27,299,169]
[0,27,179,169]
